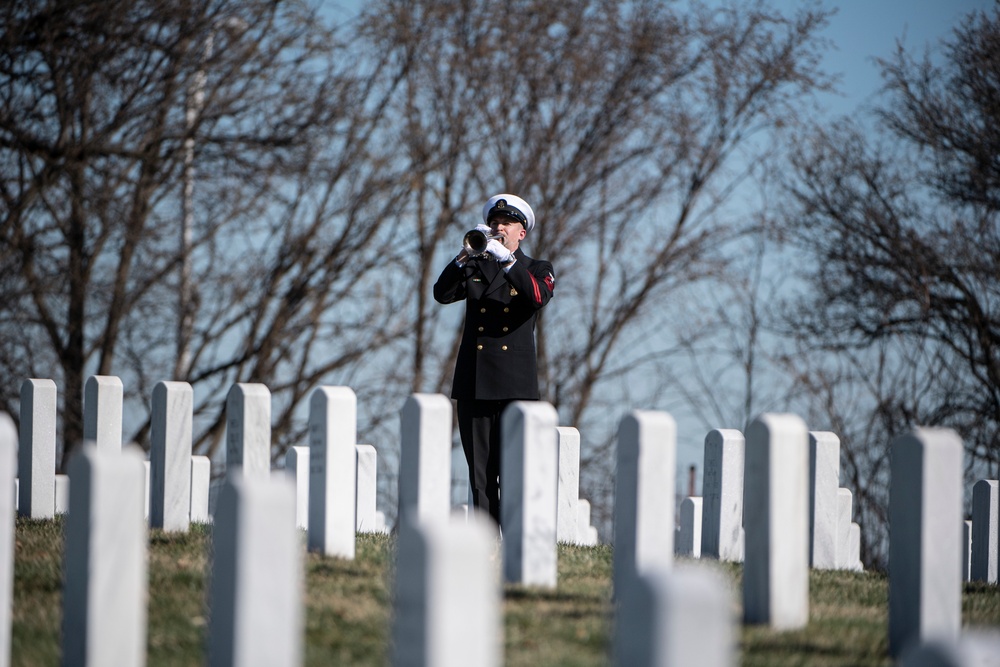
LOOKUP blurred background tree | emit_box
[780,7,1000,565]
[360,0,834,527]
[0,0,409,467]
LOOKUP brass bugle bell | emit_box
[463,229,503,257]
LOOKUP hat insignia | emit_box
[496,199,506,208]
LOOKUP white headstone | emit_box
[889,427,963,658]
[614,411,677,590]
[0,414,16,667]
[284,446,309,531]
[613,565,734,667]
[963,520,973,583]
[809,431,840,569]
[578,498,593,545]
[391,515,501,667]
[677,497,703,558]
[83,375,123,454]
[398,394,452,528]
[700,428,744,562]
[501,401,559,588]
[743,413,809,629]
[150,381,193,532]
[190,456,211,524]
[307,386,357,559]
[848,522,863,571]
[556,426,580,544]
[143,460,150,520]
[18,379,56,519]
[899,632,1000,667]
[837,488,853,569]
[970,479,998,584]
[62,444,148,667]
[54,474,70,514]
[207,473,302,667]
[225,383,271,481]
[356,444,378,532]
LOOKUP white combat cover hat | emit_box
[482,193,535,232]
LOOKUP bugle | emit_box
[463,229,503,257]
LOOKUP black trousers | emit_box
[457,399,511,527]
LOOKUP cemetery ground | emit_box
[12,517,1000,666]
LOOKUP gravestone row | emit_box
[5,373,998,666]
[678,427,862,572]
[15,378,391,538]
[18,375,596,554]
[18,375,601,549]
[8,379,641,665]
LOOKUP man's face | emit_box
[489,216,526,249]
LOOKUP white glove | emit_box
[475,223,492,234]
[486,238,513,263]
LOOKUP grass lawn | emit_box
[12,516,1000,665]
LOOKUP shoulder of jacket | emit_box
[514,248,546,264]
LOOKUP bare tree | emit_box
[0,0,408,467]
[0,0,839,530]
[660,214,802,435]
[356,0,835,523]
[780,8,1000,565]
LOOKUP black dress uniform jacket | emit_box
[433,247,555,401]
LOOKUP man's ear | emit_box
[517,226,527,241]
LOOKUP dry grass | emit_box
[11,518,1000,666]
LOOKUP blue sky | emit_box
[787,0,992,116]
[325,0,993,116]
